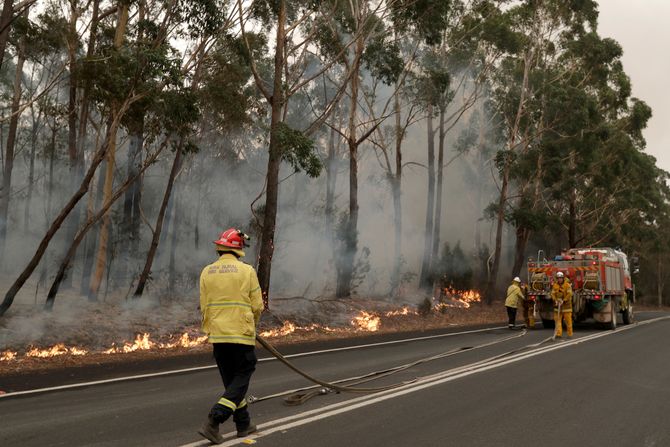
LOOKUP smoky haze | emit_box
[0,51,512,351]
[1,83,502,313]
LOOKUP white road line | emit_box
[179,315,670,447]
[0,325,507,399]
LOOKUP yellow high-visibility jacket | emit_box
[505,283,524,308]
[199,254,263,345]
[551,280,573,313]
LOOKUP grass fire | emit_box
[0,290,487,367]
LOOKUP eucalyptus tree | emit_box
[367,67,421,296]
[407,0,511,291]
[0,0,38,69]
[237,0,367,306]
[0,7,31,257]
[481,0,612,297]
[0,0,224,316]
[0,3,68,260]
[505,17,628,277]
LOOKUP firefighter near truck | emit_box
[527,248,637,330]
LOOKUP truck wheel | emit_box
[622,304,634,325]
[541,318,555,329]
[608,301,618,330]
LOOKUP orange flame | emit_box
[0,332,210,362]
[160,333,208,349]
[384,306,417,317]
[259,321,341,338]
[351,311,381,332]
[1,350,17,361]
[26,343,88,358]
[0,303,448,361]
[439,288,482,309]
[103,333,155,354]
[259,321,297,338]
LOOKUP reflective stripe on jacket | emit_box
[200,254,263,345]
[551,280,573,312]
[505,283,524,308]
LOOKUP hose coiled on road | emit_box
[253,328,531,406]
[256,336,417,397]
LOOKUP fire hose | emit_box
[252,328,532,406]
[552,299,563,341]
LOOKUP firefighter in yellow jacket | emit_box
[521,282,535,329]
[551,271,573,338]
[198,228,263,444]
[505,277,525,329]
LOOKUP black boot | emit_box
[236,423,257,438]
[198,415,224,444]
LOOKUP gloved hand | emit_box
[557,299,563,306]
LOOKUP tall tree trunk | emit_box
[390,88,403,296]
[568,149,577,247]
[485,163,509,303]
[256,0,286,308]
[194,177,202,251]
[87,125,118,300]
[431,106,446,283]
[474,123,485,254]
[325,126,337,243]
[134,145,182,297]
[66,0,78,164]
[24,121,37,229]
[80,143,105,294]
[512,148,544,278]
[485,50,533,303]
[511,225,530,277]
[77,0,100,159]
[39,124,57,286]
[24,75,40,232]
[118,116,143,282]
[75,0,100,291]
[335,32,363,299]
[87,3,129,300]
[0,14,27,259]
[0,0,14,70]
[419,104,436,290]
[157,182,175,268]
[61,0,81,289]
[0,119,116,316]
[168,187,180,294]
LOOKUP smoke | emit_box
[0,67,517,350]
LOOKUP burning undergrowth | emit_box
[0,288,498,373]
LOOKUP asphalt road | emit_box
[1,312,669,447]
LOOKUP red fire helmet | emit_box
[213,228,250,249]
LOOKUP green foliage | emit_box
[152,89,201,138]
[463,1,523,55]
[415,51,452,107]
[82,43,181,113]
[276,123,322,177]
[494,149,516,174]
[390,0,452,45]
[362,38,403,86]
[199,36,263,131]
[172,0,227,38]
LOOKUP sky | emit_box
[597,0,670,172]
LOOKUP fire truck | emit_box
[526,248,636,330]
